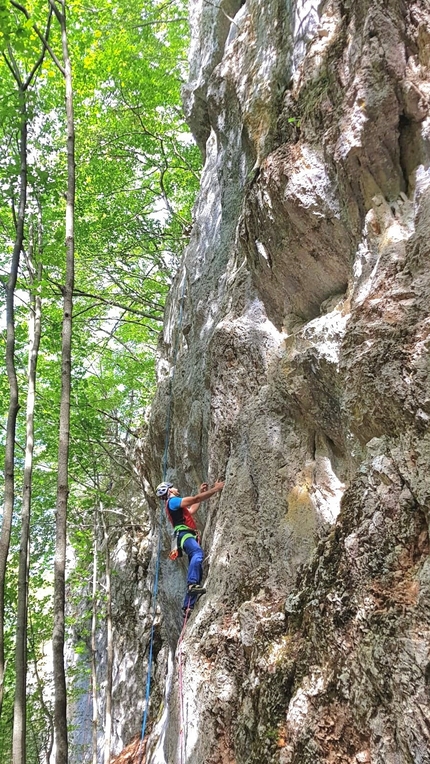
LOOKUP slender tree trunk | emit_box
[0,5,50,726]
[91,513,98,764]
[12,222,43,764]
[101,508,113,764]
[51,2,75,761]
[29,618,54,764]
[0,86,27,719]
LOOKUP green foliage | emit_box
[0,0,199,758]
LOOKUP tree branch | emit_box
[72,287,164,322]
[9,0,65,75]
[3,47,22,87]
[23,8,53,90]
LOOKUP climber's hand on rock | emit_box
[200,482,209,492]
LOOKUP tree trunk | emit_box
[101,508,113,764]
[0,5,50,729]
[51,2,75,761]
[0,86,27,720]
[91,513,98,764]
[30,617,54,764]
[12,221,42,764]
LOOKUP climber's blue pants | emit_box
[181,535,204,610]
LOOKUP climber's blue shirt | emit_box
[167,496,197,531]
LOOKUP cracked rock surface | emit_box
[138,1,430,762]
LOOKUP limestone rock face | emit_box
[142,1,430,762]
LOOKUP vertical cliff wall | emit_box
[141,1,430,762]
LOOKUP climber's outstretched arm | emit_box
[181,481,224,513]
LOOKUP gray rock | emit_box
[121,0,430,762]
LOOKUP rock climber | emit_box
[155,480,224,616]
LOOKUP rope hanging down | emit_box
[138,273,187,764]
[177,603,191,764]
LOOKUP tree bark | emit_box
[30,617,54,764]
[51,2,75,761]
[0,85,27,720]
[101,508,113,764]
[12,221,42,764]
[1,5,51,731]
[91,513,98,764]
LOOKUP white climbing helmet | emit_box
[156,481,173,498]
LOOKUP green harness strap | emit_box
[174,525,198,550]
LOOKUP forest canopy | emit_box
[0,0,199,761]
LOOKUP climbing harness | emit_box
[166,500,201,560]
[168,527,200,560]
[137,272,187,764]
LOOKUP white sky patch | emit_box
[0,288,29,332]
[167,128,195,148]
[154,28,168,45]
[148,197,170,225]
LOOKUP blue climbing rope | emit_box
[138,272,187,764]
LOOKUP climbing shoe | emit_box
[187,583,206,595]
